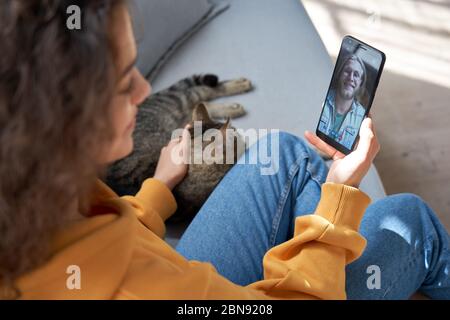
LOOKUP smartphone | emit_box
[316,35,385,155]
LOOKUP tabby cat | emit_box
[105,74,253,222]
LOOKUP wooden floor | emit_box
[303,0,450,231]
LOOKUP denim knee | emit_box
[404,193,428,205]
[393,193,429,219]
[372,193,431,233]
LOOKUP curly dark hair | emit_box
[0,0,125,298]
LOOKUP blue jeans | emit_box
[176,132,450,299]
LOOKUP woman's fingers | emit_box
[304,130,344,160]
[170,124,192,163]
[304,131,334,154]
[180,125,191,160]
[168,124,192,145]
[182,124,191,143]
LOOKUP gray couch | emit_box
[134,0,386,245]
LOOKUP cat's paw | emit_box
[222,103,246,118]
[233,78,253,92]
[206,102,246,119]
[220,78,253,95]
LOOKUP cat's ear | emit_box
[192,103,213,124]
[220,117,231,135]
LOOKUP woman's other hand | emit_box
[304,117,380,188]
[153,125,191,190]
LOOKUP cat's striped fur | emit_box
[105,74,253,221]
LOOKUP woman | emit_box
[0,1,448,299]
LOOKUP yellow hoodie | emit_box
[15,178,370,299]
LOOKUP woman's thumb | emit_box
[356,117,375,155]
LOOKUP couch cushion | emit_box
[131,0,229,80]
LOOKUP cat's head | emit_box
[171,103,246,221]
[188,103,245,165]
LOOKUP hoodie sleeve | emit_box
[121,178,177,239]
[113,182,372,300]
[200,183,371,300]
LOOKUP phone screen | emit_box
[316,35,385,155]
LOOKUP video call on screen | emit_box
[318,39,383,150]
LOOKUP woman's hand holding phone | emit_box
[305,117,380,188]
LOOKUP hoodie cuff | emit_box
[135,178,177,222]
[315,183,371,231]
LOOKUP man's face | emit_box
[338,59,364,100]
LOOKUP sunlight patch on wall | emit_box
[302,0,450,88]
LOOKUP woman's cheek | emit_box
[113,98,130,133]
